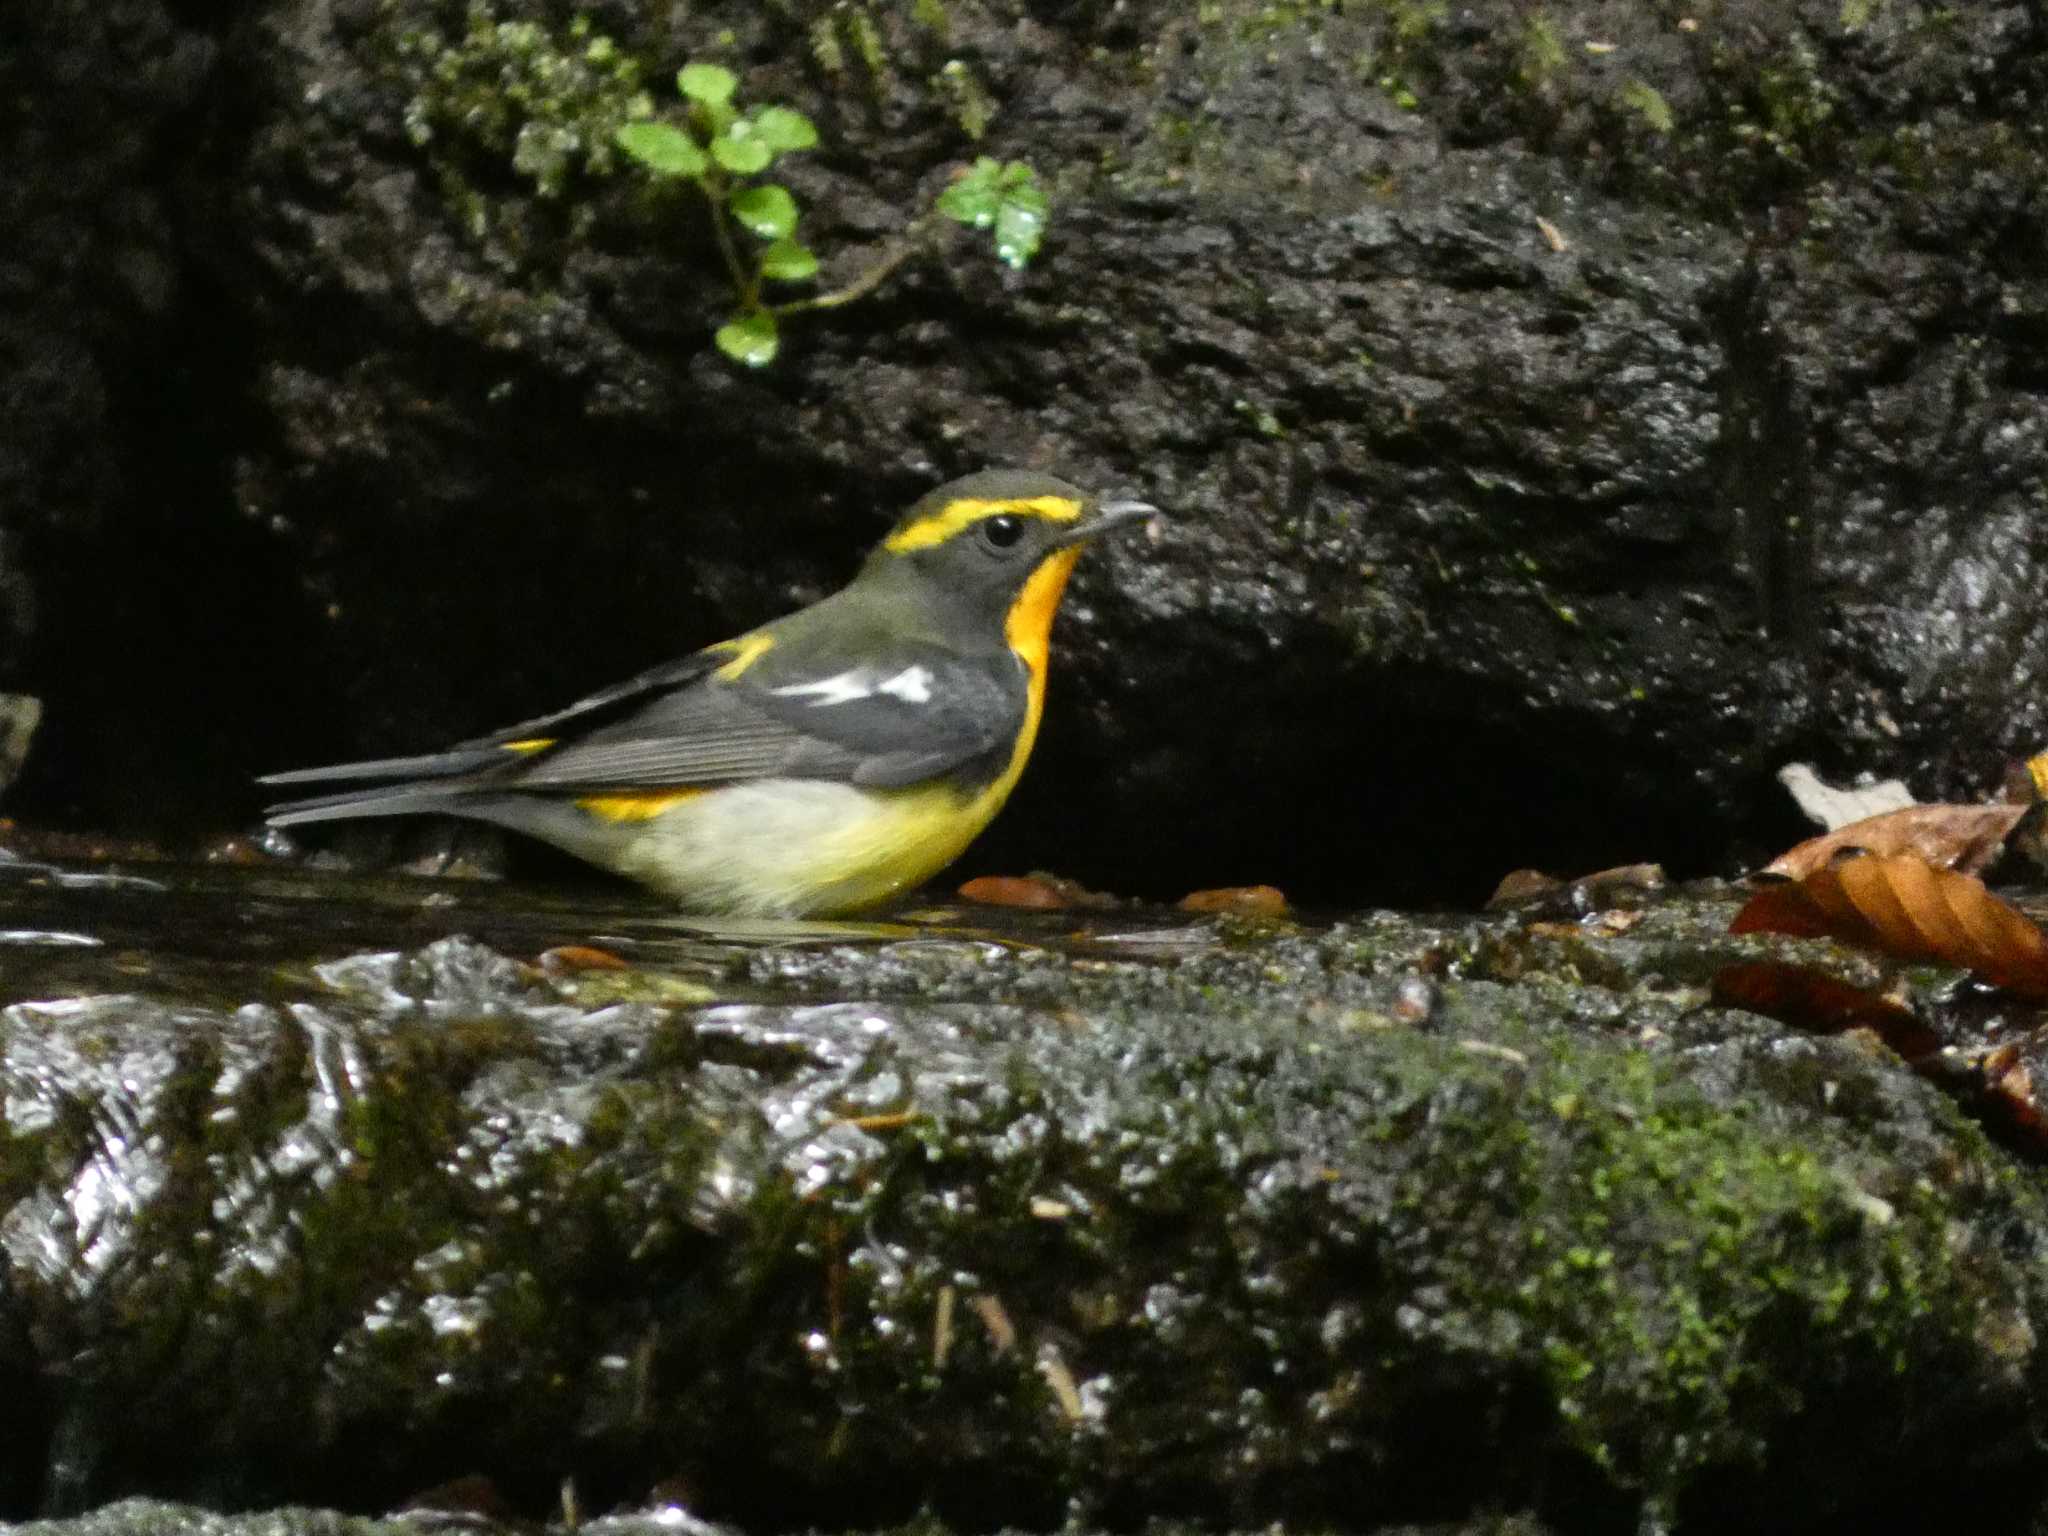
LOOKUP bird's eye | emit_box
[981,514,1025,550]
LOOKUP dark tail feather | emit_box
[265,782,470,829]
[259,747,507,788]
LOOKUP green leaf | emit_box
[992,167,1047,268]
[760,238,818,282]
[731,184,798,239]
[698,96,738,138]
[716,309,779,366]
[752,106,819,153]
[936,155,1003,227]
[677,62,737,106]
[712,124,773,174]
[614,120,708,178]
[940,160,1048,268]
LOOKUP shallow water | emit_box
[0,850,1239,1013]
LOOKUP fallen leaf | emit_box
[539,944,630,974]
[1487,868,1559,908]
[1730,853,2048,1000]
[1761,802,2028,881]
[1776,762,1915,830]
[1980,1040,2048,1148]
[1179,884,1289,917]
[1526,910,1643,941]
[1580,862,1666,895]
[1488,863,1664,913]
[1710,960,1939,1061]
[959,874,1072,910]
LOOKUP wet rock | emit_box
[3,863,2048,1531]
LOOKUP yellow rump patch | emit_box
[709,631,776,680]
[884,495,1081,554]
[500,738,555,755]
[577,789,706,823]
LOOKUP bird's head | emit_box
[859,469,1158,657]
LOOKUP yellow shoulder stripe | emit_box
[884,495,1081,554]
[709,631,776,680]
[500,738,555,755]
[576,789,706,823]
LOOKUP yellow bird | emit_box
[263,470,1156,915]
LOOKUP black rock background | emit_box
[5,0,2047,906]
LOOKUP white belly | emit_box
[520,778,999,916]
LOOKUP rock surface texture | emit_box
[4,861,2048,1533]
[2,1,2045,905]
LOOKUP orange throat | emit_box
[993,544,1086,789]
[1005,544,1086,677]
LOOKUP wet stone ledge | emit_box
[2,858,2047,1535]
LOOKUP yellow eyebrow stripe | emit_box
[500,738,556,755]
[884,495,1081,553]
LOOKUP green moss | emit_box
[1518,9,1567,92]
[844,4,891,95]
[1233,397,1288,438]
[1404,1032,1993,1504]
[1618,77,1673,135]
[389,2,652,201]
[1132,0,1457,189]
[1716,36,1838,183]
[935,58,995,141]
[911,0,952,43]
[807,13,845,75]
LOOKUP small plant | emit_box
[616,62,1049,365]
[936,155,1047,268]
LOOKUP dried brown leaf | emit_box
[1980,1041,2048,1151]
[1486,869,1560,909]
[538,944,630,975]
[1710,960,1939,1061]
[958,875,1073,910]
[1731,853,2048,1000]
[1179,884,1290,917]
[1761,802,2027,881]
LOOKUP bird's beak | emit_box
[1055,498,1162,547]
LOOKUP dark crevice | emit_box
[1704,256,1819,655]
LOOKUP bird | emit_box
[262,469,1158,916]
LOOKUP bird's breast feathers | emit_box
[588,774,1015,914]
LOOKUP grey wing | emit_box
[502,650,1025,792]
[261,649,733,799]
[460,649,730,749]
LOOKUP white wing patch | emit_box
[773,672,873,707]
[773,666,934,708]
[877,666,933,703]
